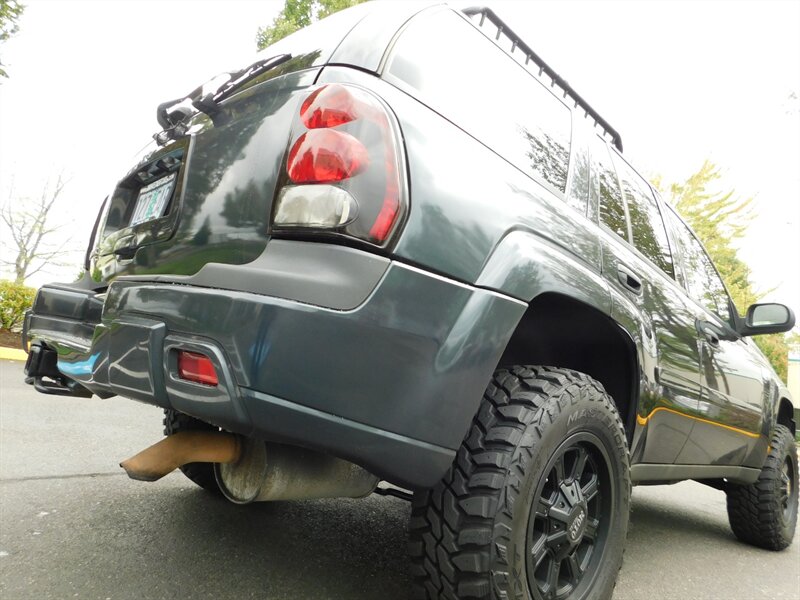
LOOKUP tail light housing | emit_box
[272,83,406,245]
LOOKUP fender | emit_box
[475,229,612,313]
[475,229,647,451]
[475,230,646,360]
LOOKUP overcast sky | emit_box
[0,0,798,319]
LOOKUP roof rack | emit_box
[462,6,623,152]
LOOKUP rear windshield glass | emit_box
[385,8,572,194]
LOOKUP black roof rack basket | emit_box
[462,6,624,152]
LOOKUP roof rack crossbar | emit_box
[462,6,624,152]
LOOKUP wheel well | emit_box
[496,293,639,442]
[777,398,796,435]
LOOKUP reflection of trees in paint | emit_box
[221,181,270,229]
[521,128,570,194]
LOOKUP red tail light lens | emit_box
[287,130,369,184]
[300,84,359,129]
[369,186,399,241]
[274,83,406,245]
[177,351,218,386]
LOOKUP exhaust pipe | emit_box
[120,431,241,481]
[120,432,378,502]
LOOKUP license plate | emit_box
[129,173,176,227]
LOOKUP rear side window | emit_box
[667,209,732,324]
[591,136,628,240]
[385,9,571,193]
[612,154,674,277]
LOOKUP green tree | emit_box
[655,161,789,381]
[0,0,24,79]
[256,0,366,50]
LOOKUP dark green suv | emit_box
[22,4,797,599]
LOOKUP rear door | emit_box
[593,138,702,463]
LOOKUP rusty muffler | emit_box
[119,431,241,481]
[120,432,378,502]
[214,438,379,503]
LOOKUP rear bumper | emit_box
[26,241,526,488]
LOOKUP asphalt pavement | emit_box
[1,359,798,599]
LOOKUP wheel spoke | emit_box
[567,553,584,584]
[554,454,567,485]
[531,535,548,569]
[546,529,569,549]
[582,475,599,502]
[535,496,553,519]
[545,556,560,598]
[572,447,588,482]
[583,518,600,543]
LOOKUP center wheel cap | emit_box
[547,480,589,558]
[567,506,587,543]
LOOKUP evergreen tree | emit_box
[656,161,789,380]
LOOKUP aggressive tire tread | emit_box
[409,365,630,600]
[726,424,798,551]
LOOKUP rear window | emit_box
[384,8,572,194]
[612,153,675,277]
[592,136,628,240]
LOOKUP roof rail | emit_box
[462,6,624,152]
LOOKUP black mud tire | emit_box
[162,409,222,495]
[409,366,630,600]
[725,424,798,550]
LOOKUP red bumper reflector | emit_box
[177,351,219,386]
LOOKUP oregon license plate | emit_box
[129,173,176,227]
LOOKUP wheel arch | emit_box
[495,291,640,443]
[776,396,796,436]
[475,230,641,444]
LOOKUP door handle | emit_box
[617,264,643,295]
[703,328,720,347]
[696,320,721,347]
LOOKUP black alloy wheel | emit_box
[527,433,613,600]
[410,366,630,600]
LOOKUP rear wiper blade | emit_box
[154,53,292,145]
[206,53,292,108]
